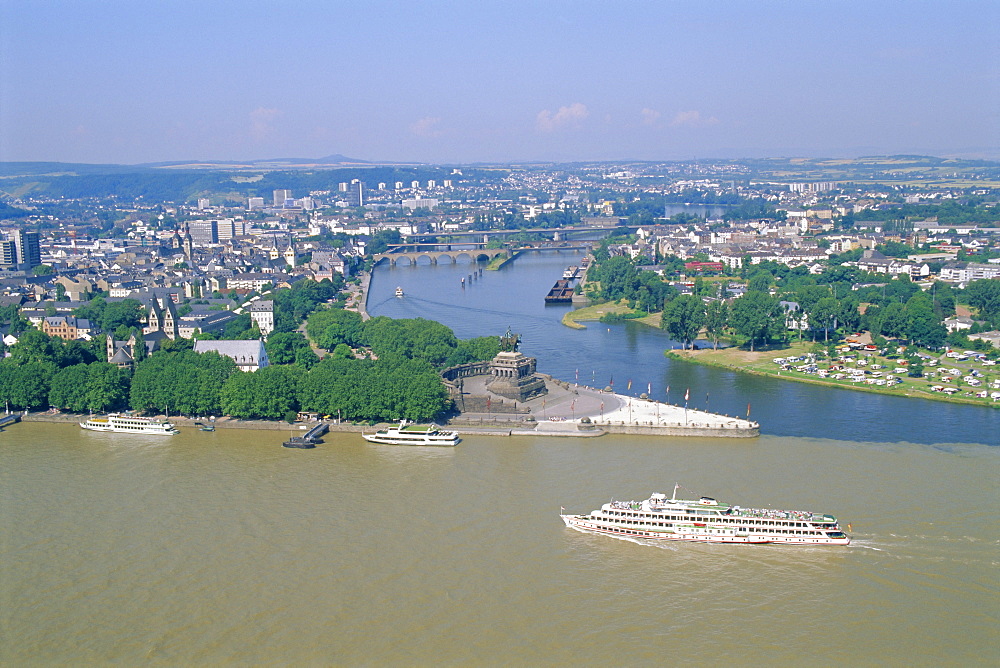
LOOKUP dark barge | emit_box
[545,279,575,303]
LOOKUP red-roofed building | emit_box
[684,261,724,273]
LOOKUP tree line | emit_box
[584,241,1000,354]
[0,313,499,422]
[0,273,502,422]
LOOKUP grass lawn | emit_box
[669,341,1000,408]
[561,301,663,329]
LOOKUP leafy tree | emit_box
[6,330,61,366]
[808,297,841,342]
[838,296,862,333]
[591,256,639,302]
[928,282,956,319]
[222,313,256,339]
[0,360,54,410]
[367,229,403,254]
[294,346,320,369]
[794,285,832,313]
[220,365,304,419]
[729,292,784,351]
[0,305,30,334]
[963,278,1000,326]
[747,271,773,293]
[130,349,237,416]
[362,317,459,367]
[331,343,354,359]
[298,357,450,422]
[265,331,313,365]
[883,275,919,306]
[84,362,130,413]
[876,302,908,340]
[703,300,729,350]
[661,294,705,349]
[49,363,91,412]
[307,308,365,350]
[100,299,145,332]
[457,335,501,362]
[905,293,947,348]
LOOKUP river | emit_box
[1,253,997,665]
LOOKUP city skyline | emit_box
[1,1,998,165]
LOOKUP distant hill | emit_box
[0,161,451,203]
[0,162,158,177]
[142,154,376,170]
[0,200,31,218]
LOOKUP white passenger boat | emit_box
[79,413,179,435]
[561,484,849,545]
[362,421,459,446]
[395,286,404,297]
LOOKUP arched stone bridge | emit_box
[373,248,509,267]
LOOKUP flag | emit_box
[627,379,632,390]
[684,388,690,402]
[570,400,576,410]
[487,397,492,410]
[600,402,604,411]
[610,376,614,387]
[648,382,652,395]
[747,402,751,418]
[666,385,670,396]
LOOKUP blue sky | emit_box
[1,1,998,164]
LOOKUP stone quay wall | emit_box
[599,422,760,438]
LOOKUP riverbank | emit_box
[561,300,660,329]
[668,342,1000,409]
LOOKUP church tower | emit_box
[283,234,296,267]
[183,224,194,261]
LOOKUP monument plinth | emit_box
[487,350,548,402]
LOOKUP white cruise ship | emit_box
[561,485,849,545]
[362,421,459,446]
[79,413,179,435]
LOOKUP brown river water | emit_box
[3,253,998,665]
[2,422,996,665]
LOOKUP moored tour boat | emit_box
[561,484,849,545]
[79,413,179,435]
[362,420,460,446]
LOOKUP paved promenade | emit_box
[452,373,759,436]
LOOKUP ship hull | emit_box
[361,434,458,446]
[79,414,179,435]
[561,515,850,546]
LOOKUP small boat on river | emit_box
[395,286,404,297]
